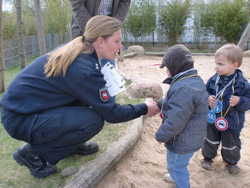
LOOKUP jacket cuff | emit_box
[139,103,148,115]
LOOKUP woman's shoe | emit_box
[73,142,99,155]
[13,144,57,178]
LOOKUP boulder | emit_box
[61,166,79,177]
[243,50,250,57]
[117,55,124,62]
[127,79,163,100]
[127,45,145,56]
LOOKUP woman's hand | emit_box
[145,101,160,117]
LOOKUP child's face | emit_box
[214,55,238,76]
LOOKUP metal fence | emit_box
[122,28,250,51]
[3,33,70,69]
[3,31,250,69]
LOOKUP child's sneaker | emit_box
[201,159,212,171]
[164,173,175,183]
[227,164,240,174]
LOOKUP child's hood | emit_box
[160,44,194,77]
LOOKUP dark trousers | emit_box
[202,124,241,164]
[1,106,104,165]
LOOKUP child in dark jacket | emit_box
[156,44,208,188]
[201,44,250,175]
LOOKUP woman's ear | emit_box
[96,36,105,48]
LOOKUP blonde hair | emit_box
[215,44,243,67]
[44,15,122,77]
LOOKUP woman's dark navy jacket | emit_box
[1,51,147,123]
[206,69,250,132]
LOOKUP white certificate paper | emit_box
[101,62,126,96]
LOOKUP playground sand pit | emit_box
[95,55,250,188]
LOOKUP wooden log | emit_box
[123,52,137,58]
[64,116,144,188]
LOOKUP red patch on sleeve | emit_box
[99,87,109,102]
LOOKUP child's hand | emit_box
[230,95,240,106]
[209,95,217,108]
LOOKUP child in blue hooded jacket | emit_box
[156,44,208,188]
[201,44,250,175]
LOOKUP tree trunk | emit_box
[237,21,250,50]
[33,0,46,55]
[64,116,144,188]
[0,0,5,92]
[16,0,26,70]
[214,34,217,50]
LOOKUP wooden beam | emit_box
[64,116,144,188]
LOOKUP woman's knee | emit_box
[89,112,104,133]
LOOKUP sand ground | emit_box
[96,55,250,188]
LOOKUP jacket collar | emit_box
[215,69,243,84]
[91,50,99,61]
[89,50,102,70]
[163,69,197,85]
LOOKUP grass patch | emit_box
[0,65,23,99]
[0,118,130,188]
[0,61,143,188]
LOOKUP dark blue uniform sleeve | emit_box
[67,71,148,123]
[1,51,147,119]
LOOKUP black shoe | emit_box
[73,142,99,156]
[201,159,212,171]
[13,144,57,178]
[227,164,240,174]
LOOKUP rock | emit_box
[127,79,163,100]
[243,50,250,57]
[127,45,145,56]
[61,166,79,177]
[117,55,124,62]
[123,52,137,59]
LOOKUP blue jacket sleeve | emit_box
[234,80,250,112]
[155,87,194,142]
[67,71,148,123]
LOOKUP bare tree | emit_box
[0,0,5,92]
[238,0,250,50]
[16,0,26,69]
[238,21,250,50]
[237,0,250,50]
[33,0,46,55]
